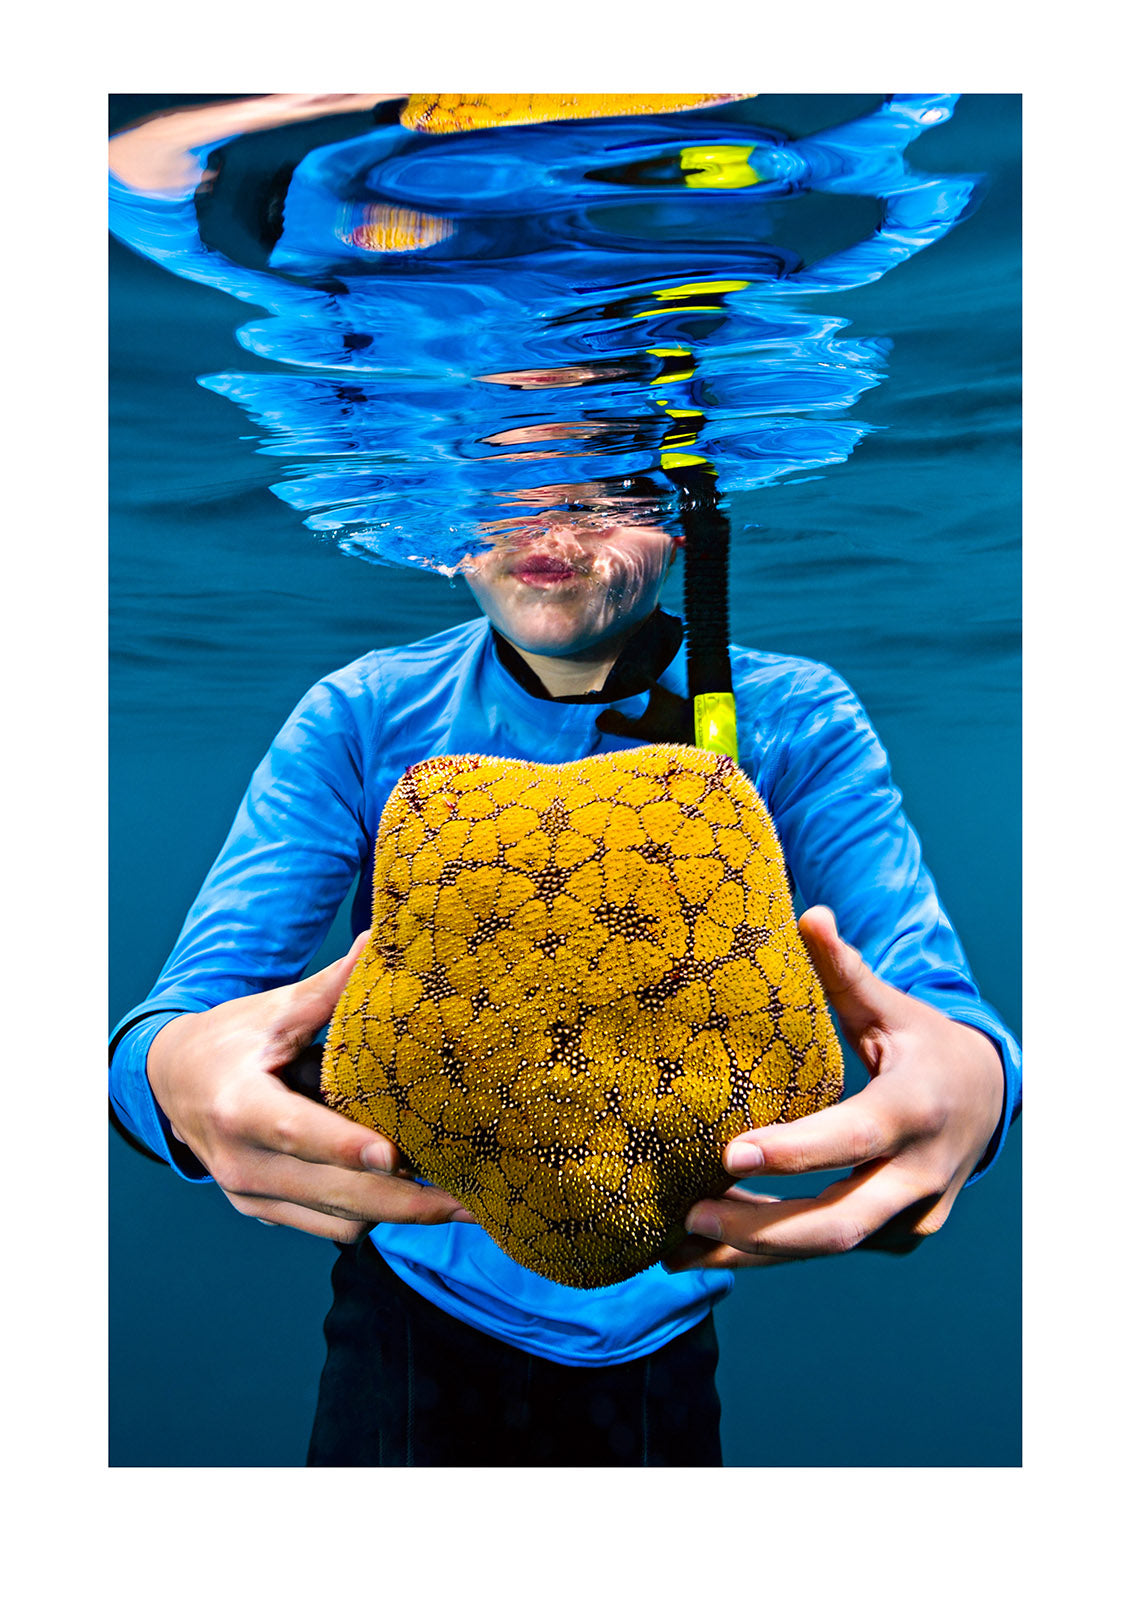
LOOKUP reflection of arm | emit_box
[761,660,1021,1178]
[109,93,401,196]
[109,95,372,312]
[109,663,380,1169]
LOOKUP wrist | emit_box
[144,1013,210,1179]
[108,1007,213,1181]
[955,1022,1008,1177]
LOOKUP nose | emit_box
[505,519,589,556]
[538,522,588,554]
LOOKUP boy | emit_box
[110,505,1020,1466]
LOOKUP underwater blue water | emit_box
[109,93,1020,1467]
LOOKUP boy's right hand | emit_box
[145,932,474,1243]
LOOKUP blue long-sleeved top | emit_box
[110,616,1021,1365]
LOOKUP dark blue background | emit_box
[110,94,1020,1466]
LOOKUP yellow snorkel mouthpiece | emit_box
[692,691,738,760]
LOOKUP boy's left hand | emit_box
[663,904,1005,1273]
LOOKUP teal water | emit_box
[109,93,1020,1466]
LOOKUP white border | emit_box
[11,2,1125,1590]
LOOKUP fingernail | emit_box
[686,1205,720,1240]
[726,1141,765,1176]
[451,1207,476,1223]
[256,1218,279,1227]
[361,1142,394,1173]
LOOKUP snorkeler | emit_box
[111,498,1017,1466]
[109,94,1020,1467]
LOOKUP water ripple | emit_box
[109,93,981,570]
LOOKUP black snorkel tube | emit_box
[654,376,739,763]
[666,458,738,762]
[593,360,739,759]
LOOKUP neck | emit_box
[505,642,615,698]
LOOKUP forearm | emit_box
[109,94,400,196]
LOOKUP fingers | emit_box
[684,1162,938,1260]
[856,1191,955,1252]
[319,927,371,990]
[666,1184,954,1270]
[248,1196,471,1246]
[235,1198,372,1245]
[797,904,910,1045]
[212,1068,401,1175]
[269,930,370,1055]
[723,1071,924,1178]
[232,1195,461,1246]
[663,1188,792,1273]
[223,1154,476,1233]
[144,936,493,1246]
[664,1238,792,1272]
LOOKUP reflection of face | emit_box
[463,514,676,659]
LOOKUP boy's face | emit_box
[463,510,676,660]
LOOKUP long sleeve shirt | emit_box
[110,615,1021,1365]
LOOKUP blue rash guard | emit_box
[109,616,1022,1366]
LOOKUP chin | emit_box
[467,569,663,660]
[505,617,601,657]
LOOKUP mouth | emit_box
[510,554,586,586]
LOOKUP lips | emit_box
[511,554,583,583]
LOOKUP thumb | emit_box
[276,928,371,1043]
[797,905,905,1046]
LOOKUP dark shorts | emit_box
[307,1237,722,1467]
